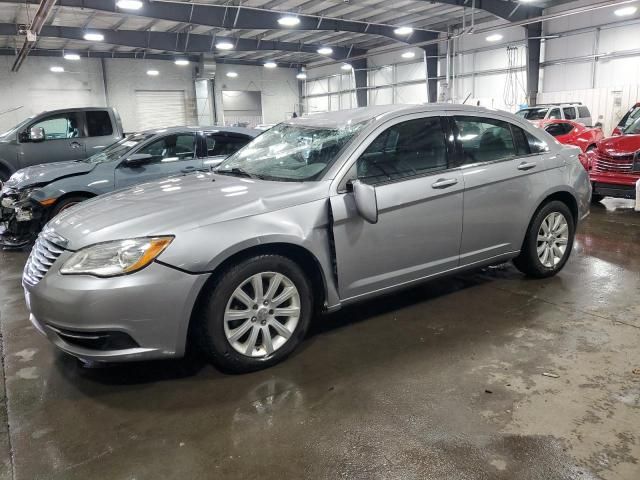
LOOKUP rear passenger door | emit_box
[83,110,119,158]
[454,115,550,265]
[115,133,202,188]
[330,114,464,300]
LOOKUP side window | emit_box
[578,106,591,118]
[204,134,250,157]
[86,111,113,137]
[356,117,447,185]
[453,116,517,164]
[525,131,549,153]
[511,125,531,156]
[137,134,196,163]
[545,123,574,137]
[563,107,577,120]
[30,113,82,140]
[548,108,561,120]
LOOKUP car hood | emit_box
[49,172,330,250]
[5,160,95,189]
[597,134,640,156]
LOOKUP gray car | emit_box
[0,126,257,247]
[22,104,591,373]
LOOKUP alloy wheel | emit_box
[536,211,569,268]
[223,272,301,358]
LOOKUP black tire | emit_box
[50,195,90,219]
[0,167,10,183]
[586,144,597,152]
[513,200,575,279]
[195,254,313,373]
[591,192,604,204]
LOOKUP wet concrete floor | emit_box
[0,199,639,479]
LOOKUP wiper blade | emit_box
[217,167,255,178]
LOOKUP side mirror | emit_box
[29,127,45,142]
[123,153,154,168]
[351,179,378,224]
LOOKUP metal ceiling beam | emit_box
[0,47,288,67]
[0,23,367,60]
[0,0,439,44]
[11,0,57,71]
[418,1,543,22]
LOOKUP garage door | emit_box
[135,90,187,131]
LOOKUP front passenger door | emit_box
[18,112,85,167]
[330,115,464,300]
[115,133,202,188]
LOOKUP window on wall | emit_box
[357,117,447,184]
[453,116,517,164]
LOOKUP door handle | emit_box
[69,141,82,149]
[517,161,537,171]
[181,166,196,173]
[431,178,458,189]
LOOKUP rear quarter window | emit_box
[86,110,113,137]
[578,106,591,118]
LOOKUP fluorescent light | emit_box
[216,41,234,50]
[174,59,189,66]
[264,61,277,68]
[63,53,80,60]
[486,33,503,42]
[317,47,333,55]
[278,15,300,26]
[83,32,104,42]
[50,66,64,73]
[116,0,143,9]
[296,72,307,80]
[614,6,637,16]
[146,69,159,76]
[401,51,415,59]
[394,26,414,35]
[226,71,238,78]
[341,63,352,71]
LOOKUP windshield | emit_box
[623,116,640,135]
[516,108,549,120]
[82,133,154,164]
[217,122,366,181]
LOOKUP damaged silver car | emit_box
[22,104,591,372]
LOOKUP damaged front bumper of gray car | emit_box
[0,184,48,248]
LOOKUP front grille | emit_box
[593,152,635,173]
[23,233,65,286]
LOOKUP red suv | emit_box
[587,116,640,202]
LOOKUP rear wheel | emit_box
[195,254,313,373]
[513,200,575,278]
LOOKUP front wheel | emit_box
[195,254,313,373]
[513,201,575,278]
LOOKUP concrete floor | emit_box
[0,200,639,480]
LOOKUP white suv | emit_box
[516,104,593,127]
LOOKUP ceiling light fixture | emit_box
[264,61,277,68]
[116,0,143,10]
[216,41,234,50]
[63,53,80,60]
[83,32,104,42]
[614,6,637,16]
[50,66,64,73]
[341,63,352,70]
[394,26,414,35]
[147,69,159,76]
[317,47,333,55]
[226,71,238,78]
[278,15,300,26]
[296,72,307,80]
[174,59,189,66]
[486,33,503,42]
[401,51,415,59]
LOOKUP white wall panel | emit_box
[369,87,393,105]
[395,84,427,104]
[307,95,329,113]
[545,33,594,62]
[543,62,593,92]
[599,24,640,53]
[396,62,426,82]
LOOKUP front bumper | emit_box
[590,173,639,199]
[1,188,46,247]
[24,252,209,362]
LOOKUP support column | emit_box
[422,44,438,103]
[352,58,368,108]
[526,22,542,107]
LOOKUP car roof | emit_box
[132,125,259,137]
[283,103,521,129]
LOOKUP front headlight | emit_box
[60,236,174,277]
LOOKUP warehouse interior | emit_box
[0,0,640,479]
